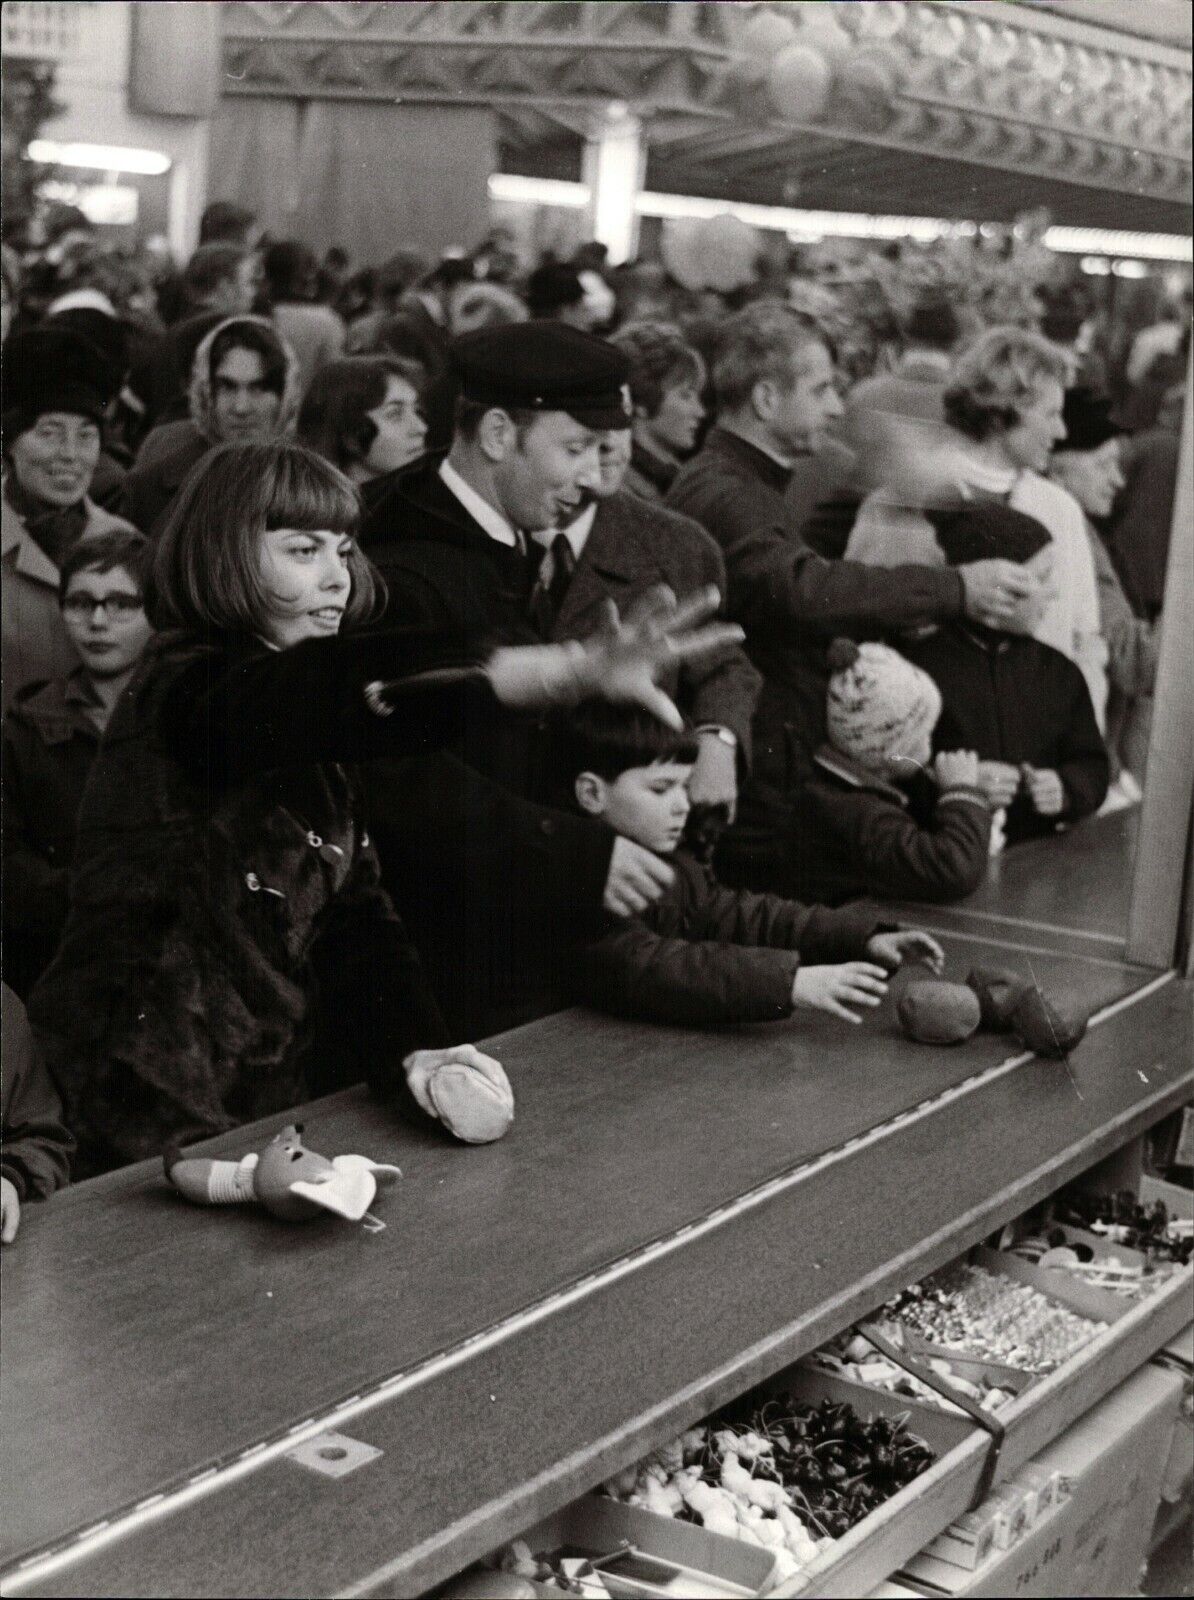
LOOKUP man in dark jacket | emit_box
[666,303,1047,868]
[543,426,761,825]
[358,322,696,1036]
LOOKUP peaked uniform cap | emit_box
[450,320,633,431]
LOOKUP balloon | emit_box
[742,6,798,57]
[661,213,763,293]
[767,42,832,121]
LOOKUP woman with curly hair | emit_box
[610,321,707,501]
[846,326,1107,728]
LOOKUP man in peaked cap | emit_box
[357,321,694,1038]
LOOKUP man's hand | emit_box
[977,760,1021,808]
[933,749,980,790]
[866,930,946,974]
[1022,764,1066,816]
[689,731,738,821]
[792,962,889,1024]
[603,836,674,916]
[1,1176,21,1245]
[485,586,743,730]
[960,560,1042,631]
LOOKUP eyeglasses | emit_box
[62,594,144,618]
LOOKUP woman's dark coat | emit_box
[28,627,494,1176]
[2,672,102,997]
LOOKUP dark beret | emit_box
[2,325,119,432]
[1054,387,1120,455]
[927,501,1052,568]
[450,319,632,431]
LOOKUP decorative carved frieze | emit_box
[219,0,1191,205]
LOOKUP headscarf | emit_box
[187,315,303,444]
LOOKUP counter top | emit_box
[3,934,1189,1597]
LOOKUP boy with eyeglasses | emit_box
[3,528,152,995]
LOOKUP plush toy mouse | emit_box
[163,1124,401,1222]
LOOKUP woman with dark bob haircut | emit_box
[28,440,736,1175]
[297,355,427,483]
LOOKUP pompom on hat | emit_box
[826,638,942,775]
[926,501,1052,568]
[2,325,119,437]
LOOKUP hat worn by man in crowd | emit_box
[451,319,633,432]
[2,325,120,437]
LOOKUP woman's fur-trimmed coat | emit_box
[28,627,492,1176]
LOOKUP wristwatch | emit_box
[696,724,738,749]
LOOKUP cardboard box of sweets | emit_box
[895,1362,1184,1597]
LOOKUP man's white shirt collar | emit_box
[532,501,597,562]
[438,458,521,549]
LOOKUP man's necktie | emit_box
[529,533,577,637]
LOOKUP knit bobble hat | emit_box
[826,638,943,774]
[926,502,1052,568]
[2,325,119,439]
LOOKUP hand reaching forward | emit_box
[486,585,744,729]
[866,930,946,974]
[792,962,889,1024]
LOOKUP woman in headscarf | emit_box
[119,315,301,534]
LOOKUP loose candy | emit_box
[898,980,981,1045]
[1012,988,1088,1058]
[966,966,1028,1032]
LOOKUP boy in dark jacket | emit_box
[2,984,74,1242]
[777,637,993,905]
[904,504,1110,845]
[563,707,944,1027]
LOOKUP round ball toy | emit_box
[1012,988,1089,1059]
[966,966,1029,1032]
[897,980,981,1045]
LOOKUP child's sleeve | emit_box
[811,787,992,904]
[574,921,799,1026]
[1053,664,1112,822]
[1,988,74,1201]
[683,866,887,960]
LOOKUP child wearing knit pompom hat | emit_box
[774,637,993,906]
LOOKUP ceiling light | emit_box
[27,140,172,176]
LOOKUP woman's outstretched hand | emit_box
[486,585,744,729]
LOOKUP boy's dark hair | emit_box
[562,701,699,783]
[263,240,318,303]
[58,527,149,606]
[905,296,960,353]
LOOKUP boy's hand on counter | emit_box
[793,962,889,1025]
[604,837,674,916]
[1022,764,1065,816]
[866,931,946,974]
[1,1175,21,1244]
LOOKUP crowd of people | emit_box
[1,195,1186,1241]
